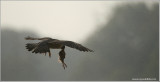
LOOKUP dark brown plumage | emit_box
[25,36,93,69]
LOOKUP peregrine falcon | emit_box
[25,36,93,69]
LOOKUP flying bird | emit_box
[25,36,93,69]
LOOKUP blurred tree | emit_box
[70,3,159,81]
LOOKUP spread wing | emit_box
[25,36,51,40]
[55,40,93,52]
[32,41,50,54]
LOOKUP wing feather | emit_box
[58,41,93,52]
[27,40,51,56]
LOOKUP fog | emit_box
[1,2,159,81]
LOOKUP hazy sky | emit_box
[1,1,118,42]
[1,1,153,42]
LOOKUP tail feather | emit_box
[26,43,37,51]
[25,42,51,58]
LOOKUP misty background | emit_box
[1,2,159,81]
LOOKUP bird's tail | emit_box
[25,43,37,51]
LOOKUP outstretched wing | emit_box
[25,36,51,40]
[32,41,50,53]
[56,40,93,52]
[26,40,51,57]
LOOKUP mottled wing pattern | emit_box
[58,41,93,52]
[32,41,50,54]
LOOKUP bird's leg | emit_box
[62,62,66,69]
[58,55,67,69]
[48,51,51,58]
[62,64,65,69]
[63,62,67,68]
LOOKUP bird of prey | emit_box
[25,36,93,69]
